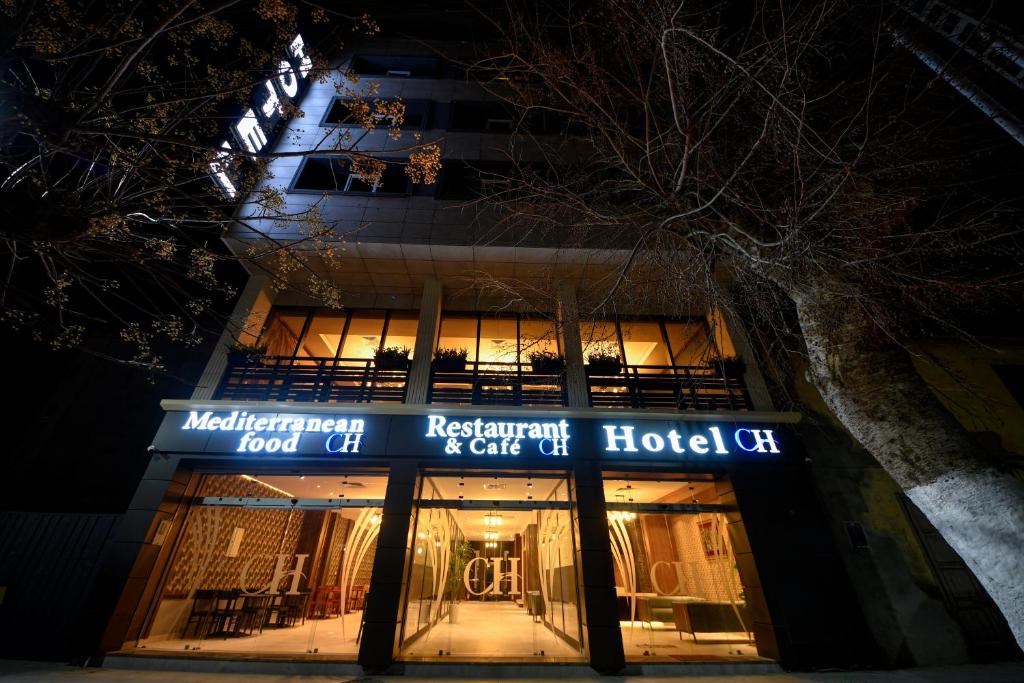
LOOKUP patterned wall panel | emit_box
[163,475,305,596]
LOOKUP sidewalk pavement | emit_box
[1,659,1023,682]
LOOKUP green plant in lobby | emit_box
[447,540,474,623]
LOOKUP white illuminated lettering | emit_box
[640,432,665,452]
[235,108,268,154]
[708,426,729,454]
[666,429,686,453]
[602,425,638,452]
[289,34,313,77]
[689,434,709,454]
[733,428,780,454]
[209,141,237,198]
[325,432,363,453]
[182,411,213,430]
[260,80,282,118]
[278,59,299,97]
[426,416,571,456]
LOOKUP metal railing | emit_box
[428,360,567,407]
[587,364,752,411]
[216,355,408,403]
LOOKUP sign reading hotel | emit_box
[599,423,781,456]
[425,416,570,456]
[181,410,364,455]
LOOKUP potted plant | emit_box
[374,345,411,370]
[226,340,267,364]
[432,347,469,372]
[446,540,474,624]
[528,349,565,374]
[712,355,745,379]
[586,346,622,375]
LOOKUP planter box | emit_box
[714,361,745,379]
[586,362,622,376]
[432,357,467,373]
[530,358,565,374]
[375,356,410,371]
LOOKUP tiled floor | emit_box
[139,611,364,656]
[618,621,757,660]
[401,600,583,660]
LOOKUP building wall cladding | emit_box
[0,512,120,661]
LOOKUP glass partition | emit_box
[602,475,759,661]
[399,473,584,661]
[257,309,418,362]
[133,472,388,658]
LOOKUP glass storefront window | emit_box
[435,313,560,368]
[134,472,388,658]
[399,473,584,661]
[603,475,759,661]
[257,309,417,363]
[580,319,719,371]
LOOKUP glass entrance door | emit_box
[399,473,585,661]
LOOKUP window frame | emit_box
[289,156,412,196]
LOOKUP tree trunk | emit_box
[793,286,1024,650]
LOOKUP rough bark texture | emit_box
[794,286,1024,649]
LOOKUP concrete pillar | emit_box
[405,278,442,404]
[714,304,775,411]
[191,273,273,400]
[96,452,186,652]
[572,461,625,673]
[557,282,589,408]
[358,460,418,672]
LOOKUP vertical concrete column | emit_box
[191,273,273,400]
[715,304,775,411]
[96,451,185,652]
[557,281,589,408]
[359,460,418,672]
[572,461,625,673]
[405,278,442,404]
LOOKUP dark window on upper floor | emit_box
[351,54,440,78]
[449,100,517,132]
[321,98,432,130]
[291,157,411,195]
[436,161,514,199]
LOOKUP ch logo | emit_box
[463,557,521,596]
[240,553,309,595]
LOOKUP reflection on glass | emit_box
[132,473,387,659]
[259,311,307,356]
[338,312,386,361]
[603,476,757,661]
[399,474,584,661]
[436,315,478,362]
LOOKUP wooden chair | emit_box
[182,589,218,639]
[346,584,367,612]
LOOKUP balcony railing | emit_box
[215,355,751,411]
[428,361,567,407]
[587,365,751,411]
[216,355,408,403]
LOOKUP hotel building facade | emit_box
[89,35,1018,674]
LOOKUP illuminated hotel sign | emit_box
[166,409,787,461]
[599,424,781,456]
[424,415,570,456]
[181,410,363,454]
[208,33,313,198]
